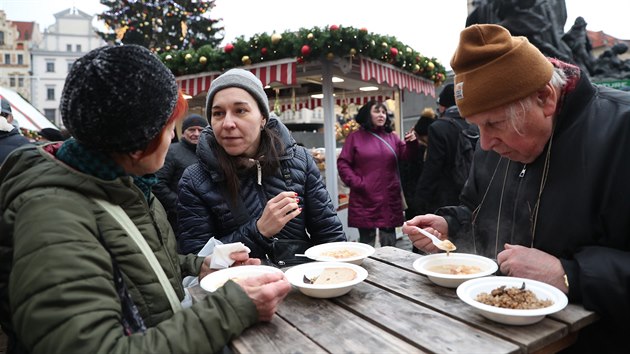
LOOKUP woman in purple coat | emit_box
[337,101,418,246]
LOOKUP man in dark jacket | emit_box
[154,114,207,234]
[404,24,630,352]
[0,98,29,164]
[414,85,475,215]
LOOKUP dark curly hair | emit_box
[354,100,393,133]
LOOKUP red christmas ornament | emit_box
[390,47,398,57]
[359,27,368,33]
[261,47,268,56]
[330,24,339,31]
[297,57,304,64]
[224,43,234,53]
[301,45,311,56]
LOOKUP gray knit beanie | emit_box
[205,68,270,122]
[60,45,178,152]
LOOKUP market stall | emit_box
[165,25,444,209]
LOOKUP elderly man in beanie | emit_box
[177,68,345,264]
[154,113,207,234]
[0,97,30,164]
[404,24,630,352]
[0,45,290,353]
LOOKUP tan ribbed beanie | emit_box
[450,24,553,117]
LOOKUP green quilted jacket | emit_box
[0,144,258,353]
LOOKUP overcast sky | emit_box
[1,0,629,70]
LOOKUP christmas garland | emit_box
[159,24,447,85]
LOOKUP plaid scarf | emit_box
[56,138,158,200]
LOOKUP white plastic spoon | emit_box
[405,222,456,252]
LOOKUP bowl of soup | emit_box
[304,242,375,265]
[412,253,498,288]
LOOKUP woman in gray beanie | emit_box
[0,45,289,353]
[177,68,346,265]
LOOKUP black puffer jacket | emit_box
[154,138,198,233]
[438,73,630,352]
[177,117,346,261]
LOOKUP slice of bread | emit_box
[313,267,357,285]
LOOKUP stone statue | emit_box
[562,16,595,76]
[593,43,630,79]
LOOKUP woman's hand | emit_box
[256,191,301,237]
[404,129,417,142]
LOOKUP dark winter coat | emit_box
[415,107,471,214]
[437,73,630,352]
[0,144,257,353]
[154,138,198,233]
[337,127,418,229]
[177,117,345,260]
[0,128,29,164]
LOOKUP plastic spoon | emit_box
[405,223,456,252]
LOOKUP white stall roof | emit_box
[0,87,57,131]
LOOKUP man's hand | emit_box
[198,251,261,280]
[236,273,291,322]
[402,214,449,253]
[497,244,568,293]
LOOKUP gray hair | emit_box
[504,68,567,135]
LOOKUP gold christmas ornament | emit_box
[349,48,357,56]
[427,61,435,70]
[199,56,207,64]
[307,33,314,40]
[184,53,192,60]
[271,33,282,45]
[381,42,388,48]
[326,52,335,60]
[165,54,173,61]
[241,55,251,65]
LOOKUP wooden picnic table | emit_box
[190,246,597,353]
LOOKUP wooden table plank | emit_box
[230,315,326,354]
[334,282,520,353]
[365,247,571,353]
[277,289,426,353]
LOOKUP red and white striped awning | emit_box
[176,58,297,97]
[276,93,393,112]
[360,57,435,97]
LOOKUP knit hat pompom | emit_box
[205,68,270,122]
[182,114,208,131]
[60,44,178,152]
[450,24,553,117]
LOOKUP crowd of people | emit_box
[1,22,628,353]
